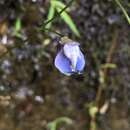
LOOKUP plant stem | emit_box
[95,30,119,107]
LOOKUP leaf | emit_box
[47,123,56,130]
[115,0,130,24]
[89,106,98,119]
[56,7,80,37]
[47,117,73,130]
[45,3,55,28]
[15,18,21,32]
[14,18,22,38]
[52,0,70,12]
[101,63,117,69]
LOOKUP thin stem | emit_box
[44,28,64,37]
[95,30,119,107]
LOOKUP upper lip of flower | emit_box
[63,43,81,71]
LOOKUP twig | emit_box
[44,28,64,37]
[95,30,119,107]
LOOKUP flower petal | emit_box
[76,51,85,71]
[54,50,72,75]
[63,43,80,70]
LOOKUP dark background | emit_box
[0,0,130,130]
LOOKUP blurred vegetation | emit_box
[45,0,80,37]
[115,0,130,24]
[47,117,73,130]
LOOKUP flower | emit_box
[54,37,85,76]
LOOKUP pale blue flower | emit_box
[54,40,85,76]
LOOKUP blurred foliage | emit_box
[13,17,22,38]
[47,117,73,130]
[101,63,117,69]
[45,0,80,37]
[115,0,130,24]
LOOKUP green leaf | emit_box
[45,3,55,28]
[89,105,98,119]
[47,117,73,130]
[52,0,69,11]
[56,7,80,37]
[101,63,117,69]
[115,0,130,24]
[14,17,22,38]
[47,122,56,130]
[15,18,21,32]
